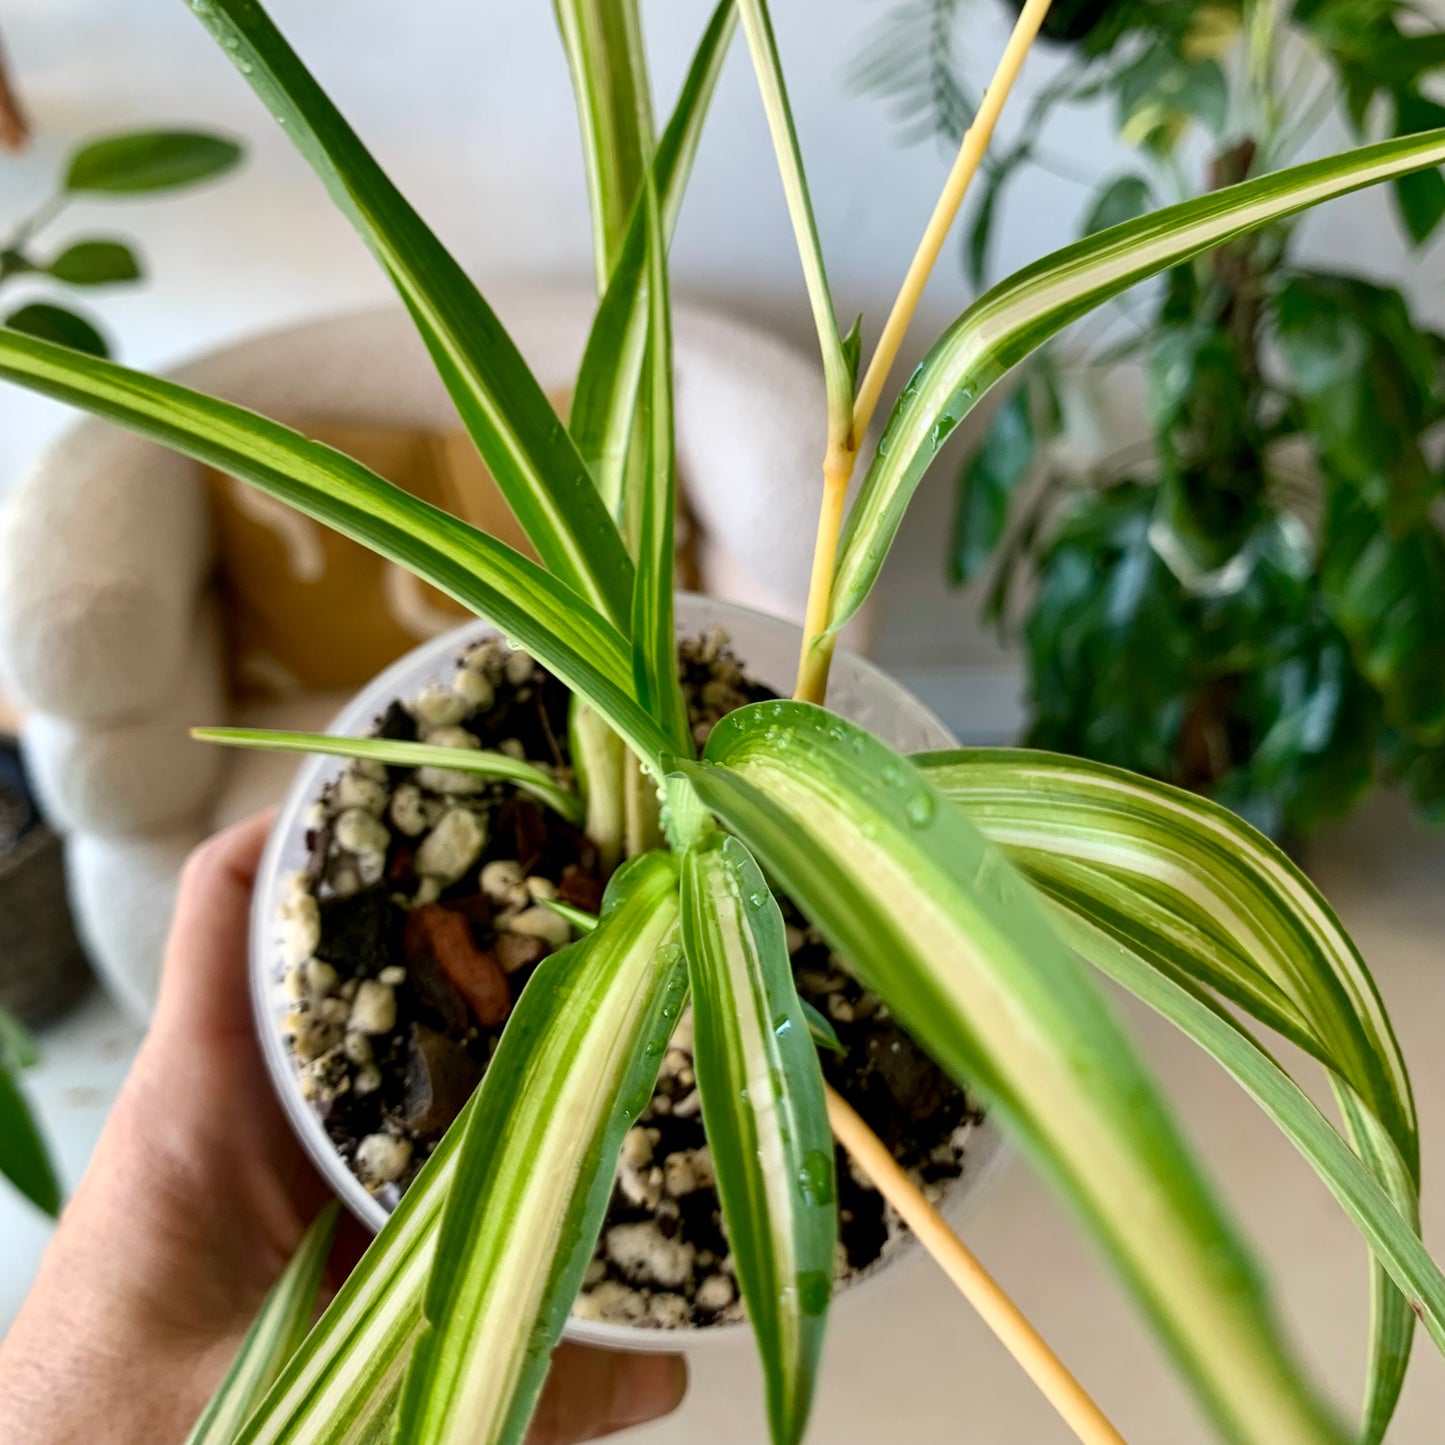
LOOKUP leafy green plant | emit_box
[859,0,1445,838]
[2,127,242,357]
[0,1003,59,1218]
[3,1,1445,1442]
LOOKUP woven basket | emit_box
[0,740,91,1025]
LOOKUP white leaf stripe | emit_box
[736,0,851,439]
[684,703,1349,1445]
[1044,905,1445,1355]
[555,0,655,290]
[193,728,585,825]
[396,854,685,1445]
[190,0,634,627]
[0,329,675,775]
[188,1203,340,1443]
[916,747,1424,1441]
[914,748,1416,1173]
[830,125,1445,632]
[237,1100,471,1445]
[570,1,738,516]
[681,832,833,1445]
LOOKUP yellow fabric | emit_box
[208,416,702,702]
[208,420,537,700]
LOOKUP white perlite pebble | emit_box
[669,1008,694,1055]
[413,684,468,728]
[605,1221,695,1289]
[356,1132,412,1188]
[423,724,479,751]
[504,650,535,686]
[583,1258,608,1288]
[354,1063,382,1096]
[378,965,407,986]
[389,783,429,837]
[672,1089,701,1119]
[695,1273,735,1312]
[663,1146,714,1198]
[415,765,488,796]
[524,875,558,901]
[497,737,526,760]
[350,980,397,1036]
[453,667,495,710]
[335,807,390,858]
[480,859,523,901]
[501,906,571,949]
[334,769,388,815]
[284,957,339,1002]
[648,1293,691,1328]
[572,1280,646,1325]
[285,997,349,1062]
[281,890,321,968]
[343,1030,373,1065]
[415,808,487,885]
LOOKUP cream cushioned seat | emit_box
[0,290,855,1021]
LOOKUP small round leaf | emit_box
[64,130,243,194]
[5,303,110,358]
[45,239,143,286]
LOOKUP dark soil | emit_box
[279,629,983,1329]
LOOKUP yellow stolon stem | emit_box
[826,1085,1129,1445]
[792,0,1058,705]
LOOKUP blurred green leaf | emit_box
[1276,272,1437,527]
[0,1005,38,1071]
[965,151,1025,290]
[0,1064,59,1217]
[5,303,109,357]
[65,130,243,193]
[1116,47,1228,151]
[1391,90,1445,244]
[840,312,863,392]
[1319,481,1445,746]
[44,239,143,286]
[950,382,1034,585]
[1026,482,1194,778]
[1082,173,1155,236]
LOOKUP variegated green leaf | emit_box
[186,0,634,627]
[570,702,628,872]
[737,0,852,442]
[554,0,655,290]
[570,1,737,519]
[188,1203,340,1445]
[1044,905,1445,1367]
[914,747,1423,1442]
[0,329,673,774]
[191,728,584,826]
[678,702,1348,1445]
[680,830,834,1445]
[629,173,692,756]
[0,1060,58,1218]
[829,125,1445,632]
[395,852,685,1445]
[238,1100,475,1445]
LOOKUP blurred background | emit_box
[1,2,1444,1439]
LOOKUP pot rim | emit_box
[249,593,1011,1353]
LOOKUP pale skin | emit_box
[0,810,686,1443]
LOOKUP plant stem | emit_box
[791,0,1054,704]
[825,1085,1128,1445]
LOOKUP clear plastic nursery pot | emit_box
[251,593,1007,1352]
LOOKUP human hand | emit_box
[0,810,685,1442]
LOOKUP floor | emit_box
[3,789,1443,1441]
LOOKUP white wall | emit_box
[2,0,1442,695]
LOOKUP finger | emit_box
[153,808,278,1044]
[526,1344,687,1444]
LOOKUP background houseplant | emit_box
[858,0,1445,838]
[1,3,1444,1444]
[2,126,243,359]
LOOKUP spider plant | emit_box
[3,2,1445,1443]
